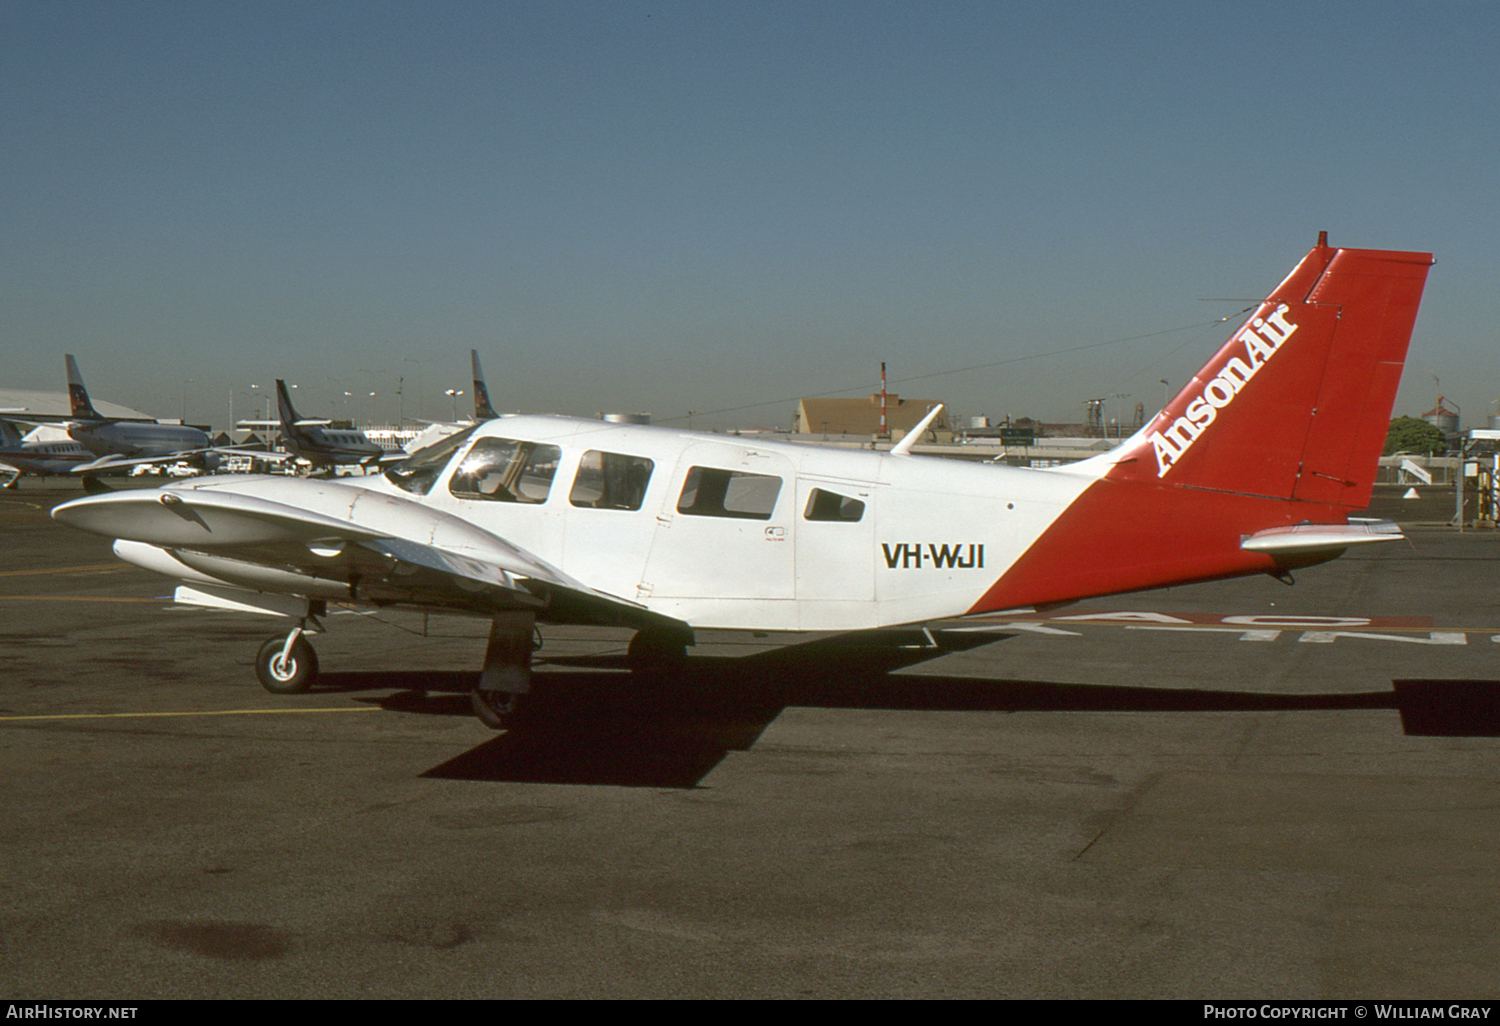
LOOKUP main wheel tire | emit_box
[471,688,526,731]
[255,635,319,694]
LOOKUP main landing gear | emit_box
[471,623,696,729]
[471,610,538,730]
[471,687,526,731]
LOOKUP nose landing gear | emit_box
[255,631,318,693]
[255,610,325,694]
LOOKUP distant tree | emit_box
[1383,416,1447,455]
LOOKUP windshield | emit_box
[449,438,561,503]
[384,425,479,495]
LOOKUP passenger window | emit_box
[804,487,865,522]
[677,466,782,520]
[449,438,561,503]
[570,451,654,511]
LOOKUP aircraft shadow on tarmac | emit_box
[309,631,1500,788]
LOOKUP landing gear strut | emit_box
[471,610,537,730]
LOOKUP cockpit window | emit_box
[384,425,478,495]
[569,451,654,511]
[449,437,561,503]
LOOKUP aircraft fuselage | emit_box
[285,427,384,466]
[68,420,209,460]
[280,412,1307,631]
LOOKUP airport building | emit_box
[793,393,952,442]
[0,389,153,421]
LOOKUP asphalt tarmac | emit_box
[3,479,1498,999]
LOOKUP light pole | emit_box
[357,368,379,426]
[1108,393,1130,441]
[242,384,270,420]
[404,355,440,422]
[233,391,265,443]
[445,389,464,420]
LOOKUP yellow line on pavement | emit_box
[0,707,382,722]
[0,563,127,577]
[0,595,163,603]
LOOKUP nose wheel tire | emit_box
[256,635,319,694]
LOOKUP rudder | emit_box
[275,380,301,437]
[65,355,102,420]
[472,350,499,421]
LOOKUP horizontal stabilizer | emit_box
[236,419,330,429]
[1240,519,1403,557]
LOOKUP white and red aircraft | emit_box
[53,235,1432,729]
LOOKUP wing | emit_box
[53,481,680,631]
[71,445,294,475]
[235,419,332,428]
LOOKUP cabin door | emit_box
[640,443,795,619]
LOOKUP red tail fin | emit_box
[1113,239,1432,509]
[969,237,1432,614]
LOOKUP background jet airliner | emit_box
[7,355,232,477]
[61,354,217,472]
[54,235,1433,730]
[238,380,387,472]
[0,421,90,486]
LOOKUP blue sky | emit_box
[3,1,1495,431]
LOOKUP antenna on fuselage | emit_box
[889,404,944,457]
